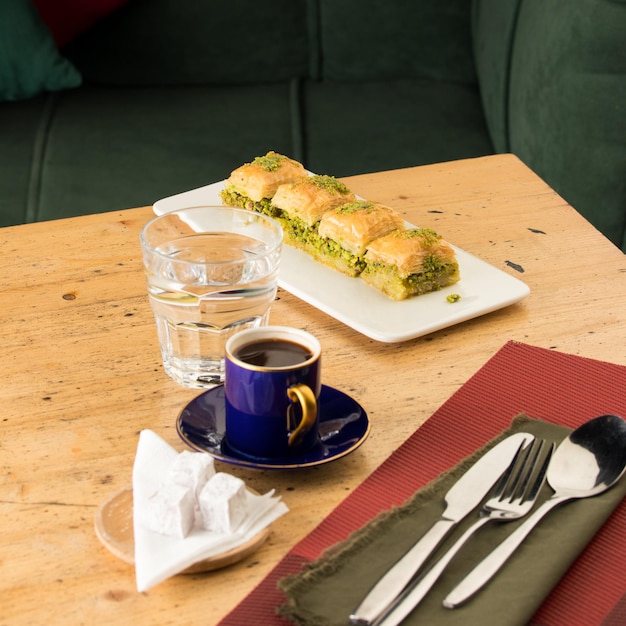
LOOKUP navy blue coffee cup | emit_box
[224,326,321,459]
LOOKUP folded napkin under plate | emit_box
[217,341,626,626]
[132,430,288,592]
[278,415,626,625]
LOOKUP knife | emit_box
[349,431,535,625]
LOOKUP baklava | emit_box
[362,228,460,300]
[271,175,356,253]
[220,153,460,300]
[316,201,405,276]
[219,151,307,218]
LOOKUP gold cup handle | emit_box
[286,384,317,447]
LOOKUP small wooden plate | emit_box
[94,485,270,574]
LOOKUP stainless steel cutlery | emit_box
[350,415,626,626]
[349,431,536,625]
[443,414,626,608]
[374,437,552,626]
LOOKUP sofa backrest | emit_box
[471,0,522,153]
[473,0,626,250]
[65,0,476,87]
[65,0,311,85]
[315,0,476,84]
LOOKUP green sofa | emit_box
[2,0,625,251]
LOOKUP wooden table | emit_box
[2,154,625,625]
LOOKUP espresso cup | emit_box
[224,326,321,459]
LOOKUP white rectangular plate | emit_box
[153,181,530,343]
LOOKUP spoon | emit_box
[443,414,626,608]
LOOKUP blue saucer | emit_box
[176,384,370,469]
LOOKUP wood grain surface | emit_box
[1,154,625,625]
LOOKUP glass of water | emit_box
[140,206,283,388]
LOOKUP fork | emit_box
[373,437,554,626]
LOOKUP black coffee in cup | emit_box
[234,338,313,368]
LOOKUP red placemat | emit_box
[218,341,626,626]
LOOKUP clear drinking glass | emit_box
[140,206,283,388]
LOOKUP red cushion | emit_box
[31,0,130,47]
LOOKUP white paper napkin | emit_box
[132,430,289,592]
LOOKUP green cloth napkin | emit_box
[278,415,626,626]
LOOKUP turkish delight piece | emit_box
[168,450,215,497]
[198,472,248,534]
[145,482,195,538]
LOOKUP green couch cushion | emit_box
[0,96,50,225]
[8,83,301,224]
[508,0,626,250]
[318,0,476,84]
[0,0,82,102]
[64,0,312,86]
[471,0,523,152]
[302,78,493,177]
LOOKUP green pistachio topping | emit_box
[309,175,350,195]
[398,228,441,246]
[252,152,286,172]
[334,201,377,214]
[446,293,461,303]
